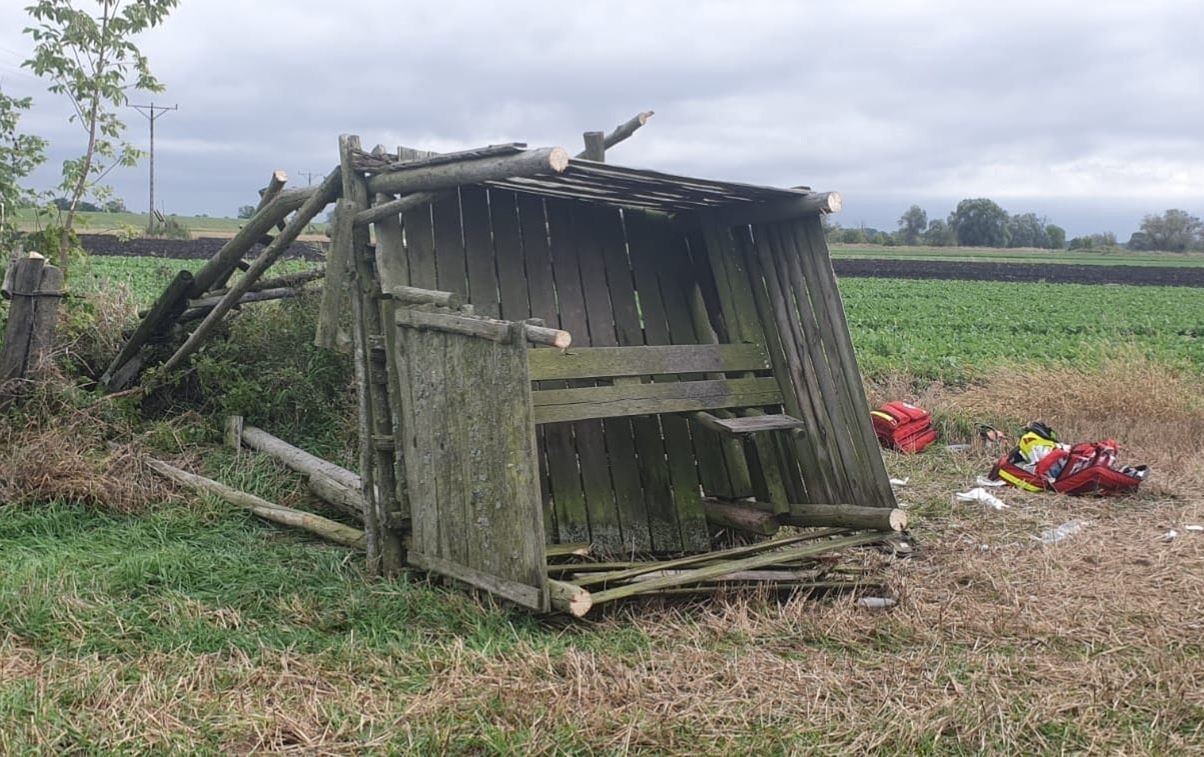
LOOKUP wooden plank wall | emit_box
[382,190,778,554]
[719,215,896,509]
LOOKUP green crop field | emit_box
[9,208,250,236]
[67,256,319,307]
[830,243,1204,268]
[840,278,1204,381]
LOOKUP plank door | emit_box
[392,308,549,611]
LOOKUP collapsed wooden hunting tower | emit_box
[315,130,896,612]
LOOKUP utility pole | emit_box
[296,170,319,186]
[131,102,178,231]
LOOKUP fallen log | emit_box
[147,459,366,550]
[227,417,362,491]
[781,504,907,532]
[307,471,366,519]
[365,146,570,196]
[702,499,780,536]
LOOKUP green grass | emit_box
[71,256,320,308]
[831,243,1204,267]
[840,278,1204,381]
[11,207,249,236]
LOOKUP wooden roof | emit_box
[351,143,812,213]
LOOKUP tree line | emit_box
[828,199,1204,253]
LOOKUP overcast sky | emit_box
[2,0,1201,237]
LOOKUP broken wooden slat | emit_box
[588,531,885,605]
[531,376,783,425]
[526,343,770,381]
[692,412,805,435]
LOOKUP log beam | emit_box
[780,504,907,532]
[365,147,570,196]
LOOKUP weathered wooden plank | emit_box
[766,223,869,505]
[623,210,696,552]
[744,223,845,505]
[574,203,648,554]
[432,192,468,298]
[594,207,662,553]
[0,254,46,382]
[526,343,769,381]
[460,186,501,318]
[791,218,897,507]
[533,376,783,424]
[408,550,545,611]
[489,191,530,322]
[693,412,805,435]
[403,205,437,290]
[516,193,580,545]
[544,199,621,549]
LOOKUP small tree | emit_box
[237,204,256,219]
[1138,209,1201,252]
[23,0,178,266]
[922,219,956,246]
[1006,212,1048,249]
[0,86,47,238]
[1044,224,1066,250]
[897,205,927,246]
[948,198,1010,247]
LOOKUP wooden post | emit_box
[581,131,606,162]
[575,111,654,158]
[780,504,907,532]
[0,253,63,383]
[364,146,569,196]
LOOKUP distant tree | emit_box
[237,204,256,219]
[103,197,126,213]
[23,0,179,266]
[948,198,1010,247]
[897,205,927,245]
[53,196,101,212]
[1137,209,1201,252]
[1044,224,1066,250]
[1006,212,1049,249]
[0,86,47,234]
[922,219,956,246]
[1068,232,1118,251]
[1126,231,1152,251]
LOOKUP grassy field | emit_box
[1,258,1202,752]
[9,208,327,239]
[831,243,1204,267]
[70,256,319,308]
[840,278,1204,381]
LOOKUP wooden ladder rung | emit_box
[693,412,806,435]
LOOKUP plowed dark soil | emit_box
[832,258,1204,287]
[79,234,324,261]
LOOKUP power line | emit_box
[130,102,177,229]
[296,170,321,186]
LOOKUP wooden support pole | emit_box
[101,269,194,389]
[708,192,843,227]
[352,191,442,226]
[385,285,462,308]
[545,543,592,559]
[395,308,571,348]
[575,110,654,157]
[160,168,340,375]
[147,459,367,550]
[201,266,325,300]
[365,147,570,196]
[702,499,781,537]
[187,185,317,297]
[307,472,366,519]
[581,131,606,162]
[183,287,299,314]
[211,170,293,291]
[780,504,908,532]
[232,420,362,491]
[547,579,593,617]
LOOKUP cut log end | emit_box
[823,191,843,214]
[637,110,654,125]
[889,508,908,532]
[548,146,570,173]
[548,579,593,617]
[272,169,288,183]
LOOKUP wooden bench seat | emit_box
[528,343,801,430]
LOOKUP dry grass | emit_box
[1,359,1202,753]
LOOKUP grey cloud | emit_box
[1,0,1201,236]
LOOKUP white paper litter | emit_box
[857,597,897,609]
[889,477,909,487]
[955,487,1009,510]
[1039,519,1086,544]
[1185,525,1204,533]
[1161,529,1179,542]
[976,476,1006,488]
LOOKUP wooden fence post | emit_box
[1,252,64,383]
